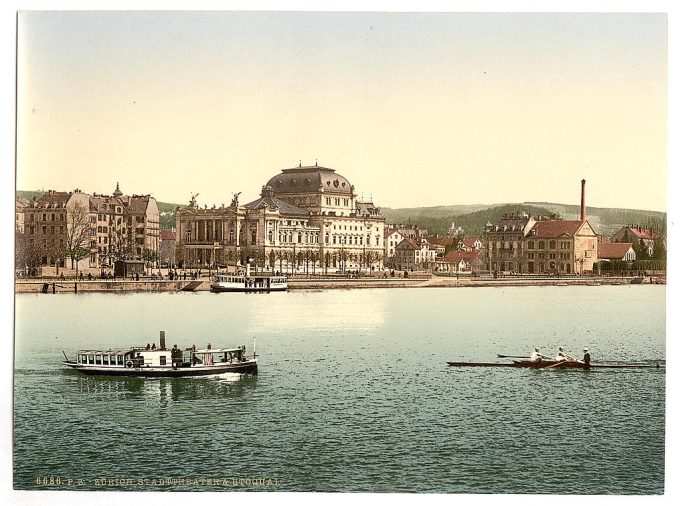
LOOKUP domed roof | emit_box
[265,165,354,195]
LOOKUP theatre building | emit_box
[175,163,386,273]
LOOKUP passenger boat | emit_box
[210,263,287,292]
[447,359,662,369]
[63,332,258,377]
[210,273,287,293]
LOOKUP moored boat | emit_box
[210,273,287,293]
[63,331,258,377]
[210,261,287,292]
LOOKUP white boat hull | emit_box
[63,359,257,377]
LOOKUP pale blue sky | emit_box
[17,11,667,210]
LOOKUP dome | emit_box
[265,165,354,195]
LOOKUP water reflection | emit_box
[66,371,258,404]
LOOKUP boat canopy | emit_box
[76,348,137,356]
[192,347,243,354]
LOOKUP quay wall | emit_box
[14,275,663,294]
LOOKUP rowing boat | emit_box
[446,360,663,369]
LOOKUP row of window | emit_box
[26,225,65,235]
[325,197,350,207]
[492,240,573,250]
[526,252,573,260]
[27,213,65,222]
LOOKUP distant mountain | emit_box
[17,190,665,238]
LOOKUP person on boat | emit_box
[579,347,591,369]
[555,346,570,361]
[151,343,157,350]
[530,347,547,363]
[145,343,151,351]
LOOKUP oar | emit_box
[544,360,579,369]
[497,354,530,359]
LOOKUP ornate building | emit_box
[90,183,160,268]
[17,184,160,273]
[175,163,386,273]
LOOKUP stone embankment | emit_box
[14,274,664,294]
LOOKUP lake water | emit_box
[13,286,665,494]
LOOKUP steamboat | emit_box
[210,262,287,293]
[63,331,258,377]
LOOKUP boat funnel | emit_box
[160,330,166,350]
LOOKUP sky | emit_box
[15,10,668,211]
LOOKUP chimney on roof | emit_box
[580,179,586,222]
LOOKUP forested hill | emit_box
[382,202,666,238]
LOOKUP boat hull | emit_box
[210,285,287,293]
[63,360,258,377]
[446,360,588,368]
[446,360,662,369]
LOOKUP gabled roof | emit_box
[243,196,309,217]
[397,238,422,250]
[528,220,584,238]
[35,191,72,206]
[160,230,176,241]
[598,242,633,260]
[627,227,658,241]
[443,250,481,262]
[427,236,457,247]
[462,236,480,247]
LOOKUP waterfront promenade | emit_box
[14,273,664,293]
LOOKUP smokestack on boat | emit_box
[580,179,586,222]
[160,330,166,350]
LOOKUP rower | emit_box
[530,347,546,363]
[555,346,569,362]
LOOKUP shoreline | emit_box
[14,275,664,294]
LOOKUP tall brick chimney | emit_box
[580,179,586,222]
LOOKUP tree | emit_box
[143,248,159,273]
[633,238,650,261]
[65,201,92,274]
[16,234,43,274]
[109,222,133,263]
[652,236,666,262]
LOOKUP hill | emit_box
[382,202,666,238]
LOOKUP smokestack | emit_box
[160,331,166,350]
[580,179,586,222]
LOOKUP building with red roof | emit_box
[394,237,438,270]
[611,225,659,257]
[484,180,598,274]
[598,242,635,262]
[437,249,484,273]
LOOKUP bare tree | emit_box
[16,234,43,275]
[65,202,92,274]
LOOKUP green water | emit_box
[13,286,665,493]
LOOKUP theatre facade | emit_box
[175,164,385,273]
